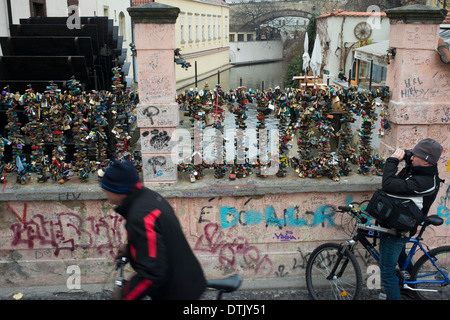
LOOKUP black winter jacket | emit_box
[115,183,206,300]
[381,157,442,232]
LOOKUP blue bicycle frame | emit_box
[354,227,450,287]
[401,238,450,286]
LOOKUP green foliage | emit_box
[284,55,303,88]
[306,15,317,57]
[284,14,319,88]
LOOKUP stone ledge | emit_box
[127,3,180,24]
[386,5,448,24]
[0,170,382,201]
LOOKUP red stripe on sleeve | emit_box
[124,279,152,300]
[144,209,162,258]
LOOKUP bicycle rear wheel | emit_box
[409,245,450,300]
[306,242,363,300]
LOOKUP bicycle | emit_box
[305,204,450,300]
[109,257,243,300]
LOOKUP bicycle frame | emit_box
[402,238,450,287]
[349,225,450,288]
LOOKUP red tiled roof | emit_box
[131,0,154,6]
[132,0,228,6]
[317,9,387,19]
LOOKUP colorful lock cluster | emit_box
[177,84,391,182]
[0,67,139,185]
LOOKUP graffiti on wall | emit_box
[194,222,274,276]
[198,195,354,230]
[437,183,450,226]
[193,196,358,276]
[219,204,336,229]
[7,203,124,258]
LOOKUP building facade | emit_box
[316,10,390,83]
[1,0,230,89]
[154,0,231,90]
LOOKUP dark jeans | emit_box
[379,232,410,300]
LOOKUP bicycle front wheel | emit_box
[410,245,450,300]
[306,242,363,300]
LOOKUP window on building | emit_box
[119,12,126,42]
[30,0,47,17]
[237,34,244,42]
[229,34,235,42]
[357,60,387,89]
[247,34,253,41]
[67,0,79,6]
[181,25,185,43]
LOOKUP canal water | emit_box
[228,61,288,91]
[179,60,289,93]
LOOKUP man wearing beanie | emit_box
[101,161,206,300]
[378,138,444,300]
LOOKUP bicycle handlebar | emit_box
[115,257,128,288]
[338,205,352,212]
[337,204,368,224]
[115,256,128,271]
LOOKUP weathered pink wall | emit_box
[380,11,450,258]
[0,4,449,291]
[133,15,179,187]
[1,187,448,287]
[0,200,123,286]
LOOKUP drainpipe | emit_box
[7,0,13,31]
[130,0,137,83]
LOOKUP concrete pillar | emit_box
[382,5,449,167]
[128,3,180,187]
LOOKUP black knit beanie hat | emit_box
[101,161,140,194]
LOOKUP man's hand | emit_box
[391,148,405,161]
[115,244,129,261]
[111,287,123,300]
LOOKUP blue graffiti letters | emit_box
[220,205,335,229]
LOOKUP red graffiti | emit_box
[7,203,28,224]
[194,223,273,276]
[9,212,124,258]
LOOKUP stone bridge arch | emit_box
[253,9,314,25]
[229,1,345,29]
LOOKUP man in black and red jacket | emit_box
[101,161,206,300]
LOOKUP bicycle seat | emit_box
[423,215,444,226]
[206,274,242,293]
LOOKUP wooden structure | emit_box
[292,74,326,88]
[0,16,130,92]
